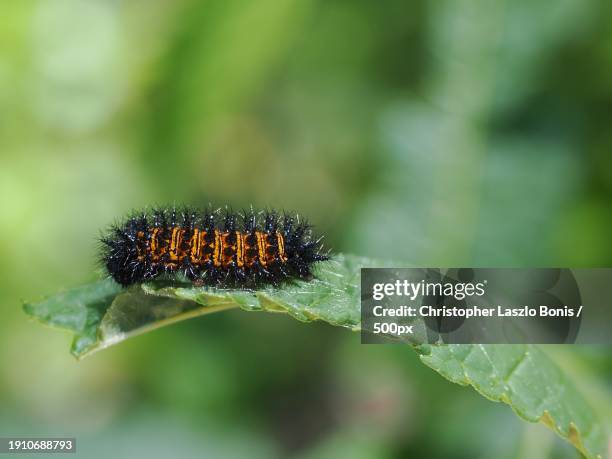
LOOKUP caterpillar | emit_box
[100,206,329,288]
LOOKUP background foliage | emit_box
[1,0,611,458]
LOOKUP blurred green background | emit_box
[1,0,611,458]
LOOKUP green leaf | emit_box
[23,278,123,356]
[23,254,608,459]
[416,344,607,459]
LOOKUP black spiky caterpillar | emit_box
[100,206,329,288]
